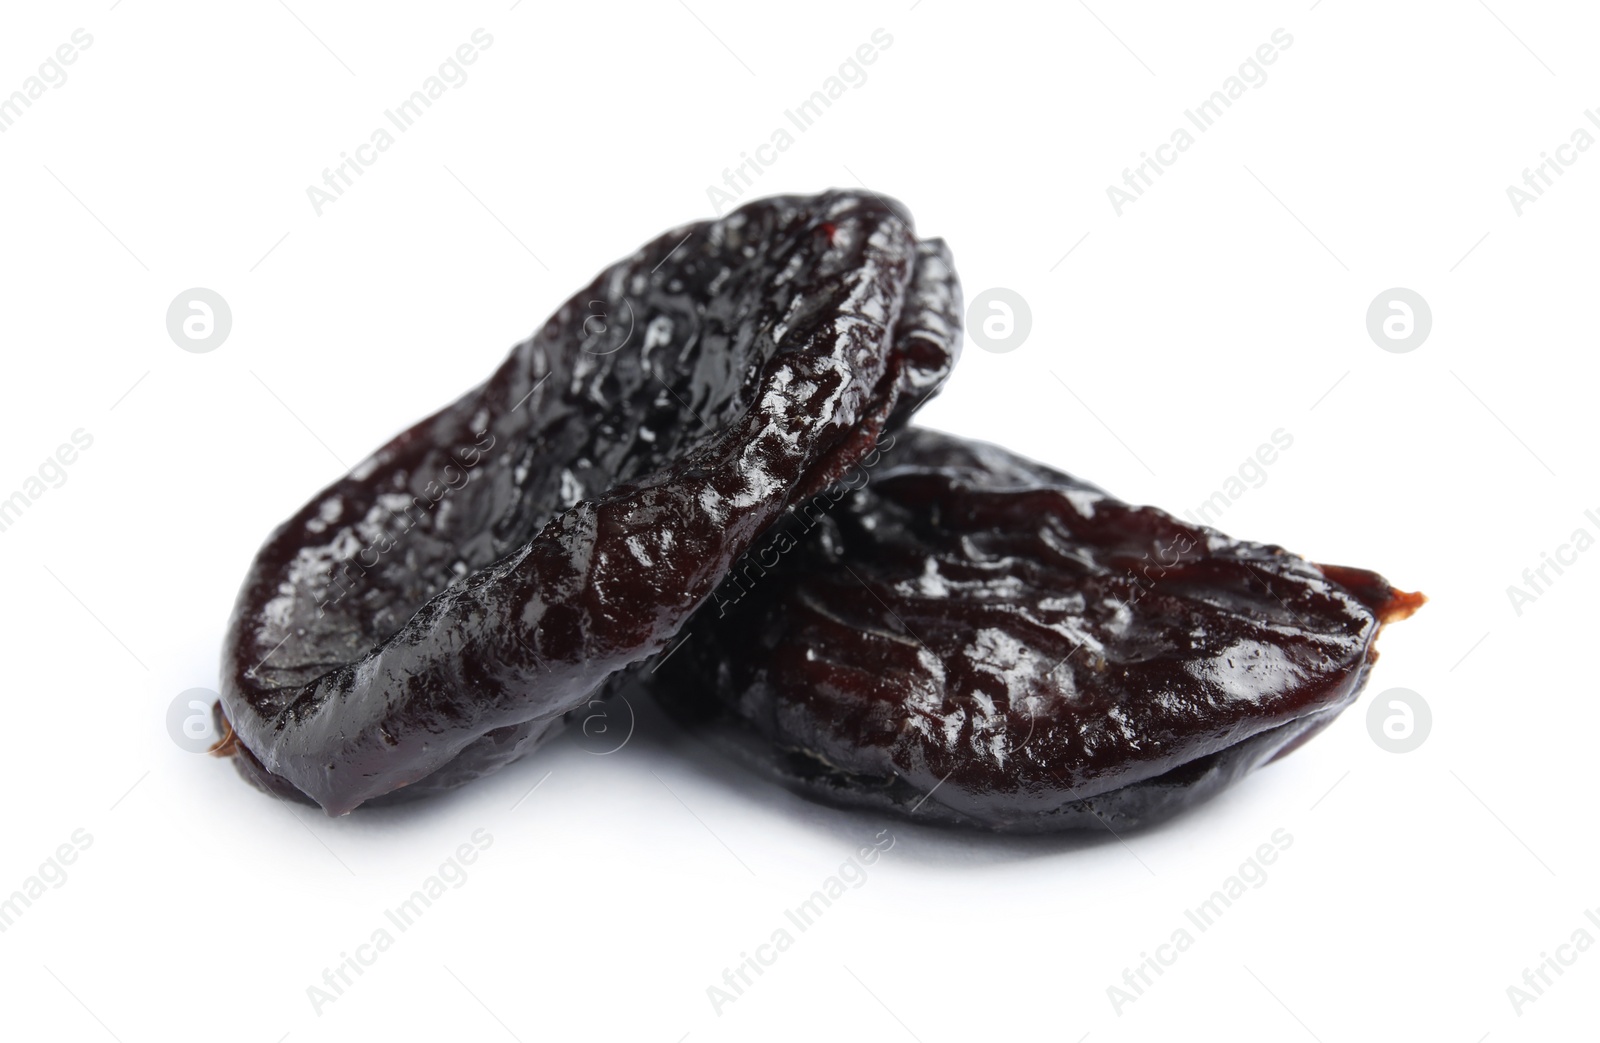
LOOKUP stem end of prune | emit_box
[1318,563,1426,624]
[209,702,239,758]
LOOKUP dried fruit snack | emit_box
[218,192,961,815]
[648,427,1422,832]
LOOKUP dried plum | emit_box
[218,191,961,815]
[647,427,1422,832]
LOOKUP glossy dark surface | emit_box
[219,191,962,815]
[649,428,1422,832]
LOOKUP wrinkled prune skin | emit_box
[219,191,962,815]
[649,428,1422,833]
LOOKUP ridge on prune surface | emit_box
[646,427,1422,833]
[218,191,962,815]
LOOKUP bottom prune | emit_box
[646,427,1421,833]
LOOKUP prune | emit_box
[647,427,1422,833]
[218,191,961,815]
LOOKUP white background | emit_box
[1,1,1595,1040]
